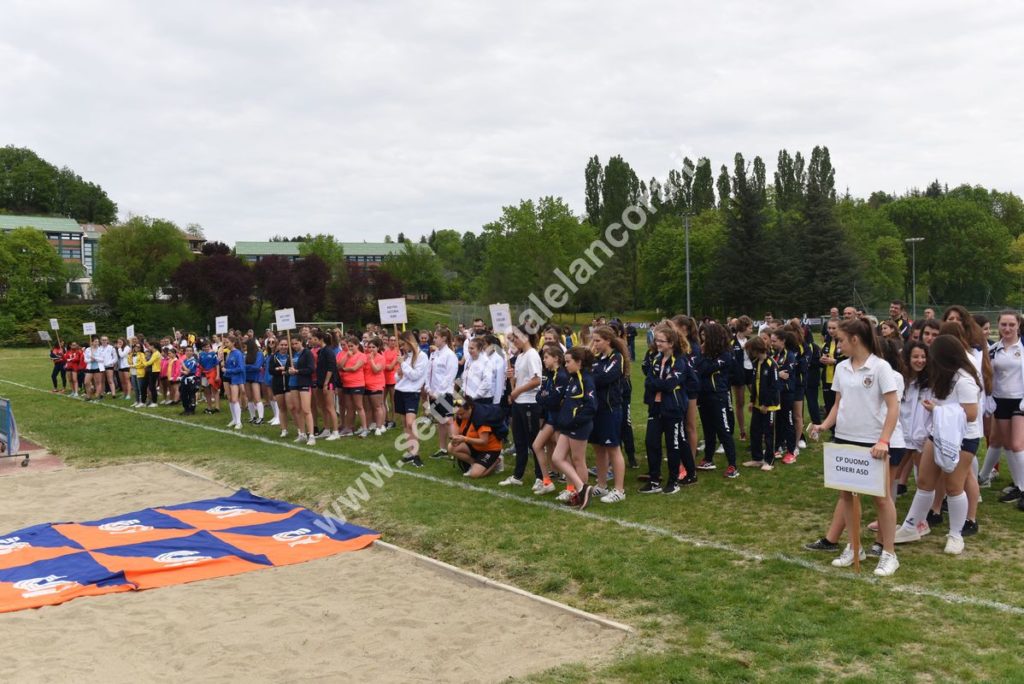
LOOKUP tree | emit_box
[773,150,805,213]
[383,242,446,301]
[0,227,68,320]
[202,241,231,256]
[599,156,641,307]
[691,158,715,213]
[715,165,731,209]
[0,146,117,223]
[253,255,297,322]
[713,154,768,313]
[93,216,192,307]
[292,254,330,320]
[171,252,255,327]
[584,155,603,226]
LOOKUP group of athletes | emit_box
[46,299,1024,577]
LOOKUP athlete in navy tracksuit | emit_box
[770,330,798,459]
[802,327,823,425]
[696,323,739,476]
[641,327,694,494]
[745,337,782,467]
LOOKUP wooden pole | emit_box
[851,494,862,572]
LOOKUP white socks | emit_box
[947,492,968,539]
[271,402,280,420]
[979,446,1002,482]
[231,402,242,426]
[902,489,935,530]
[1009,451,1024,489]
[256,402,264,420]
[247,402,255,419]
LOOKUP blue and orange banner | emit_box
[0,490,378,613]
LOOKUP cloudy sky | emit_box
[3,1,1022,245]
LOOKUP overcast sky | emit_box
[3,1,1022,245]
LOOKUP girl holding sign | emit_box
[894,335,983,554]
[808,317,904,577]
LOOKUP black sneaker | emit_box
[679,475,698,487]
[927,510,944,526]
[696,460,717,471]
[431,449,448,460]
[410,456,424,468]
[578,485,593,510]
[804,537,840,552]
[1017,496,1024,512]
[254,418,264,425]
[399,454,417,466]
[203,408,213,414]
[662,482,680,495]
[896,484,908,497]
[627,458,639,469]
[867,542,883,557]
[639,481,662,494]
[941,497,949,512]
[961,519,979,537]
[999,486,1022,503]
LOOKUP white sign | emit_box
[82,322,97,336]
[49,318,59,331]
[215,316,228,334]
[126,325,135,340]
[489,303,513,334]
[38,331,52,342]
[823,443,888,497]
[275,308,297,331]
[378,298,407,325]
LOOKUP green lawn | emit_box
[2,347,1023,682]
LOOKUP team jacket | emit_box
[591,352,624,411]
[555,370,597,431]
[697,350,732,398]
[773,348,797,395]
[315,345,338,386]
[223,349,246,384]
[268,352,290,395]
[288,348,315,389]
[804,340,822,387]
[820,338,844,387]
[537,367,570,415]
[686,345,702,396]
[643,351,689,419]
[751,356,782,411]
[244,350,265,384]
[730,335,747,382]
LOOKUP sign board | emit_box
[378,298,407,325]
[0,398,20,456]
[38,331,52,342]
[126,325,135,340]
[275,308,297,331]
[823,443,888,497]
[83,322,97,336]
[489,303,513,334]
[215,316,229,334]
[49,318,60,331]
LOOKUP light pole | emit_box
[905,237,924,319]
[685,214,692,317]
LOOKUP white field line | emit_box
[3,378,1024,617]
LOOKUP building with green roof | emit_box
[234,240,427,269]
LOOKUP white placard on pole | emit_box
[823,443,888,497]
[275,308,297,331]
[83,322,97,336]
[126,325,135,340]
[38,331,52,342]
[215,316,229,334]
[489,303,513,334]
[377,298,408,325]
[49,318,60,331]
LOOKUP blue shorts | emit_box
[588,407,623,447]
[394,390,421,415]
[563,421,593,442]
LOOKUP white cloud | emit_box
[2,0,1021,244]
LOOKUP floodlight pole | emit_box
[905,237,925,319]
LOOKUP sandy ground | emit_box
[0,463,627,683]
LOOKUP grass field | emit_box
[2,347,1024,682]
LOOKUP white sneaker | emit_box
[555,489,573,502]
[306,436,316,446]
[269,417,280,426]
[873,550,899,577]
[498,476,523,486]
[590,486,609,498]
[944,534,965,555]
[535,482,556,495]
[716,444,725,454]
[147,403,157,408]
[600,489,626,503]
[357,428,370,438]
[294,433,306,443]
[761,463,775,472]
[831,544,867,567]
[233,423,242,431]
[894,526,921,544]
[531,479,544,493]
[798,439,807,449]
[373,427,385,436]
[317,428,331,438]
[132,402,141,408]
[279,430,288,438]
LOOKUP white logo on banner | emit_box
[272,528,325,547]
[205,506,255,519]
[98,519,154,534]
[14,575,79,598]
[0,536,30,556]
[154,551,213,567]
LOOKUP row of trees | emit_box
[0,146,118,224]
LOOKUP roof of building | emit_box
[0,215,83,233]
[234,241,424,257]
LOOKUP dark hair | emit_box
[735,315,753,334]
[998,309,1024,329]
[928,334,982,401]
[671,315,700,346]
[939,321,992,393]
[245,338,258,364]
[541,343,565,367]
[972,313,989,328]
[512,324,538,350]
[878,337,903,375]
[566,346,595,368]
[922,319,941,335]
[745,336,769,357]
[902,340,929,387]
[837,317,881,357]
[771,328,799,354]
[591,325,631,375]
[890,299,904,309]
[701,322,731,360]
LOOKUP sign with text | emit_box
[377,298,407,325]
[0,398,21,456]
[49,318,59,331]
[823,443,888,497]
[215,316,229,334]
[275,308,297,331]
[489,303,513,334]
[38,331,52,342]
[82,322,97,336]
[126,325,135,340]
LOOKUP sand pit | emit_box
[0,463,628,683]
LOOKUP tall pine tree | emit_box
[691,158,715,213]
[714,153,768,313]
